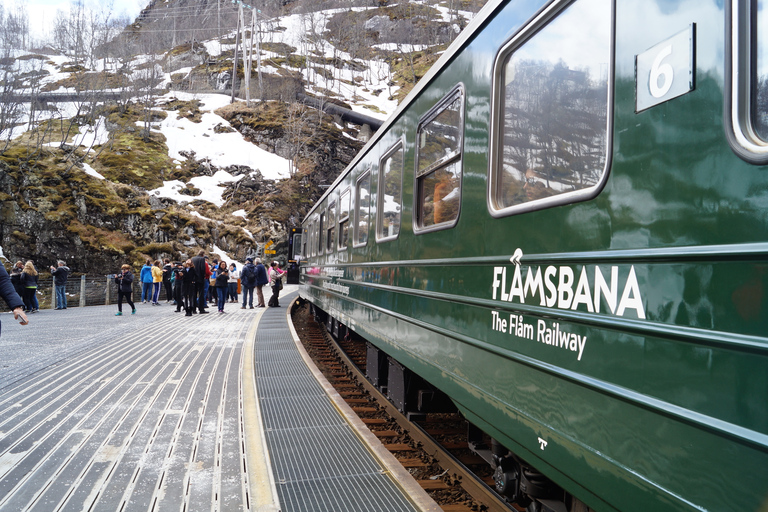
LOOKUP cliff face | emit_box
[0,101,361,273]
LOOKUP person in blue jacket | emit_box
[139,259,153,303]
[0,263,29,336]
[240,258,257,309]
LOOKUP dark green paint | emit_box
[301,1,768,511]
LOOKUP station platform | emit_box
[0,286,438,512]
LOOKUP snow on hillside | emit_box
[3,4,478,210]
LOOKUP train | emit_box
[296,0,768,511]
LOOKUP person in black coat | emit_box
[10,261,23,298]
[181,259,198,316]
[114,264,136,316]
[19,261,39,312]
[162,259,173,303]
[171,262,184,312]
[190,250,209,313]
[1,263,28,336]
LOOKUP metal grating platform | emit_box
[0,302,256,512]
[254,294,419,512]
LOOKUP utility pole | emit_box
[231,4,242,103]
[244,9,253,106]
[256,9,263,100]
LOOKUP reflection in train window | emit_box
[326,200,336,254]
[338,189,351,250]
[319,210,326,257]
[489,0,611,216]
[756,0,768,140]
[354,170,371,247]
[377,142,404,241]
[310,217,318,257]
[415,85,464,232]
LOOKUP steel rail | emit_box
[312,323,515,512]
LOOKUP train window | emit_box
[338,188,351,250]
[727,0,768,163]
[758,1,768,140]
[313,217,320,256]
[301,227,308,259]
[326,201,336,253]
[488,0,611,216]
[354,169,371,247]
[308,217,316,257]
[414,85,464,233]
[377,141,404,241]
[318,210,326,257]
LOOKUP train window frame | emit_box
[413,84,466,234]
[309,216,317,257]
[353,168,371,248]
[726,0,768,164]
[326,199,336,254]
[338,187,351,251]
[318,209,326,257]
[487,0,615,218]
[313,217,320,257]
[376,139,405,243]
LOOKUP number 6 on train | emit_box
[635,24,696,112]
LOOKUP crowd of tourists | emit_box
[7,259,71,314]
[0,251,286,337]
[115,251,286,316]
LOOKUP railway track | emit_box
[291,301,516,512]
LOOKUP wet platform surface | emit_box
[0,287,429,512]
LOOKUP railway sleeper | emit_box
[316,305,593,512]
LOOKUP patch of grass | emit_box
[41,71,127,92]
[161,98,203,123]
[95,130,172,189]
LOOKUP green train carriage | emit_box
[298,0,768,511]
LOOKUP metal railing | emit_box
[2,275,172,311]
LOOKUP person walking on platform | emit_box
[151,260,163,305]
[140,259,153,303]
[20,261,39,313]
[181,259,197,316]
[1,263,29,335]
[10,260,23,298]
[254,258,268,307]
[50,260,69,309]
[215,261,229,313]
[162,259,173,303]
[240,257,257,309]
[191,251,209,314]
[114,264,136,316]
[227,262,239,303]
[267,261,285,307]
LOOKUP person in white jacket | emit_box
[227,263,240,303]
